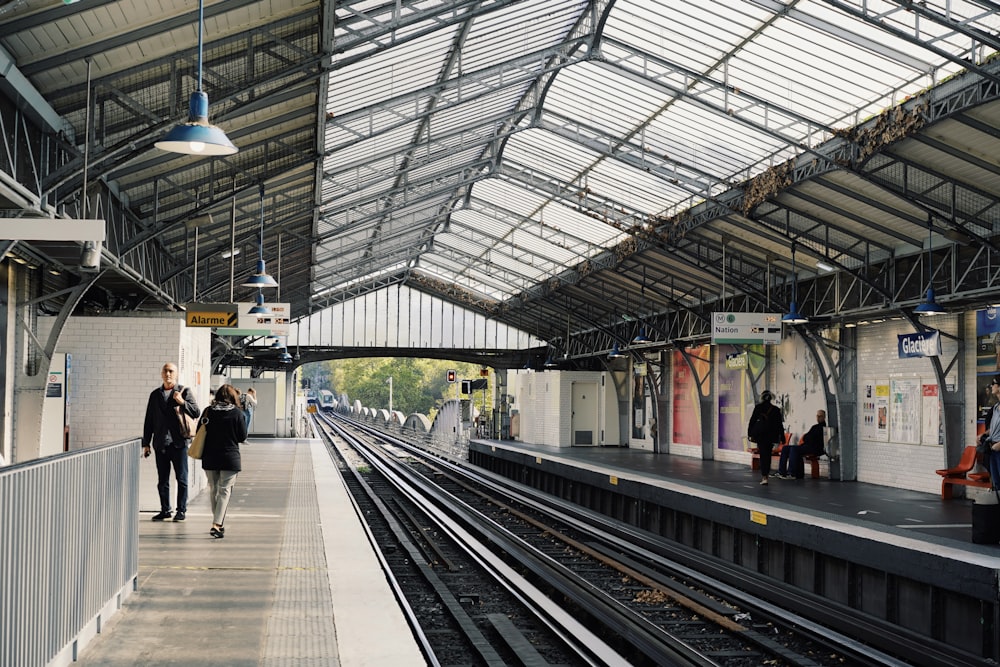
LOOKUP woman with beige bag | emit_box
[199,384,248,539]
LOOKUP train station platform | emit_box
[470,439,998,547]
[76,438,424,667]
[468,439,1000,661]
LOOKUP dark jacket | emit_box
[143,384,200,448]
[800,422,826,456]
[200,402,248,472]
[748,401,784,446]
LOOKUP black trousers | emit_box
[154,443,188,513]
[758,442,775,476]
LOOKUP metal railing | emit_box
[0,439,140,667]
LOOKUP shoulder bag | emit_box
[174,386,198,439]
[188,415,208,459]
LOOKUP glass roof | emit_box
[321,0,989,303]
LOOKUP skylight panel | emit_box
[545,62,664,137]
[461,0,586,72]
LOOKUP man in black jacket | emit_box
[142,362,200,521]
[779,410,826,479]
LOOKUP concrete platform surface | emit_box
[77,438,425,667]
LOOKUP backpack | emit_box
[748,407,772,444]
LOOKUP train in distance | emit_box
[318,389,336,412]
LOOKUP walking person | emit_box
[142,363,200,521]
[200,384,248,538]
[747,390,784,486]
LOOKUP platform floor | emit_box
[472,439,1000,557]
[77,438,424,667]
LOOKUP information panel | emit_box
[711,312,783,345]
[215,302,291,336]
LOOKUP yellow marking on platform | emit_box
[750,510,767,525]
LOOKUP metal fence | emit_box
[0,439,140,667]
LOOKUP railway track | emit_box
[314,414,962,667]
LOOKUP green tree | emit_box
[301,357,493,417]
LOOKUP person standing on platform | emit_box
[777,410,826,479]
[748,390,784,486]
[984,376,1000,491]
[649,416,658,448]
[201,384,248,539]
[240,386,257,432]
[142,362,199,521]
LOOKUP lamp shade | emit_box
[608,343,625,359]
[155,92,237,156]
[277,350,293,363]
[914,288,945,315]
[247,291,271,315]
[782,302,808,325]
[633,328,650,343]
[242,259,278,288]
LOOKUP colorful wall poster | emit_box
[717,345,745,451]
[671,348,703,446]
[975,308,1000,434]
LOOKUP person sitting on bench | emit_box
[776,410,826,479]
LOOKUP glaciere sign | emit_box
[897,330,941,358]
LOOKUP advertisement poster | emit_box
[861,381,877,441]
[975,308,1000,435]
[671,347,704,446]
[717,344,764,451]
[862,381,890,442]
[890,378,920,444]
[921,383,940,446]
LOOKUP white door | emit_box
[571,381,598,446]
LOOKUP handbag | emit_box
[188,416,208,459]
[174,386,198,439]
[177,406,198,439]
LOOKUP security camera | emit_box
[80,240,102,271]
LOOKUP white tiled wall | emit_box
[508,370,615,447]
[38,314,212,511]
[855,315,959,494]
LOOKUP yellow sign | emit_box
[307,405,317,414]
[186,311,237,327]
[750,510,768,525]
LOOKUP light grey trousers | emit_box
[205,470,239,526]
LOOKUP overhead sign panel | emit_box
[215,302,290,336]
[185,303,238,328]
[711,312,783,345]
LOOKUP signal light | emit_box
[446,369,457,383]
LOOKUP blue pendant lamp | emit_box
[782,241,808,325]
[248,290,271,315]
[914,215,945,316]
[242,185,278,288]
[155,0,237,156]
[633,327,650,343]
[608,343,625,359]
